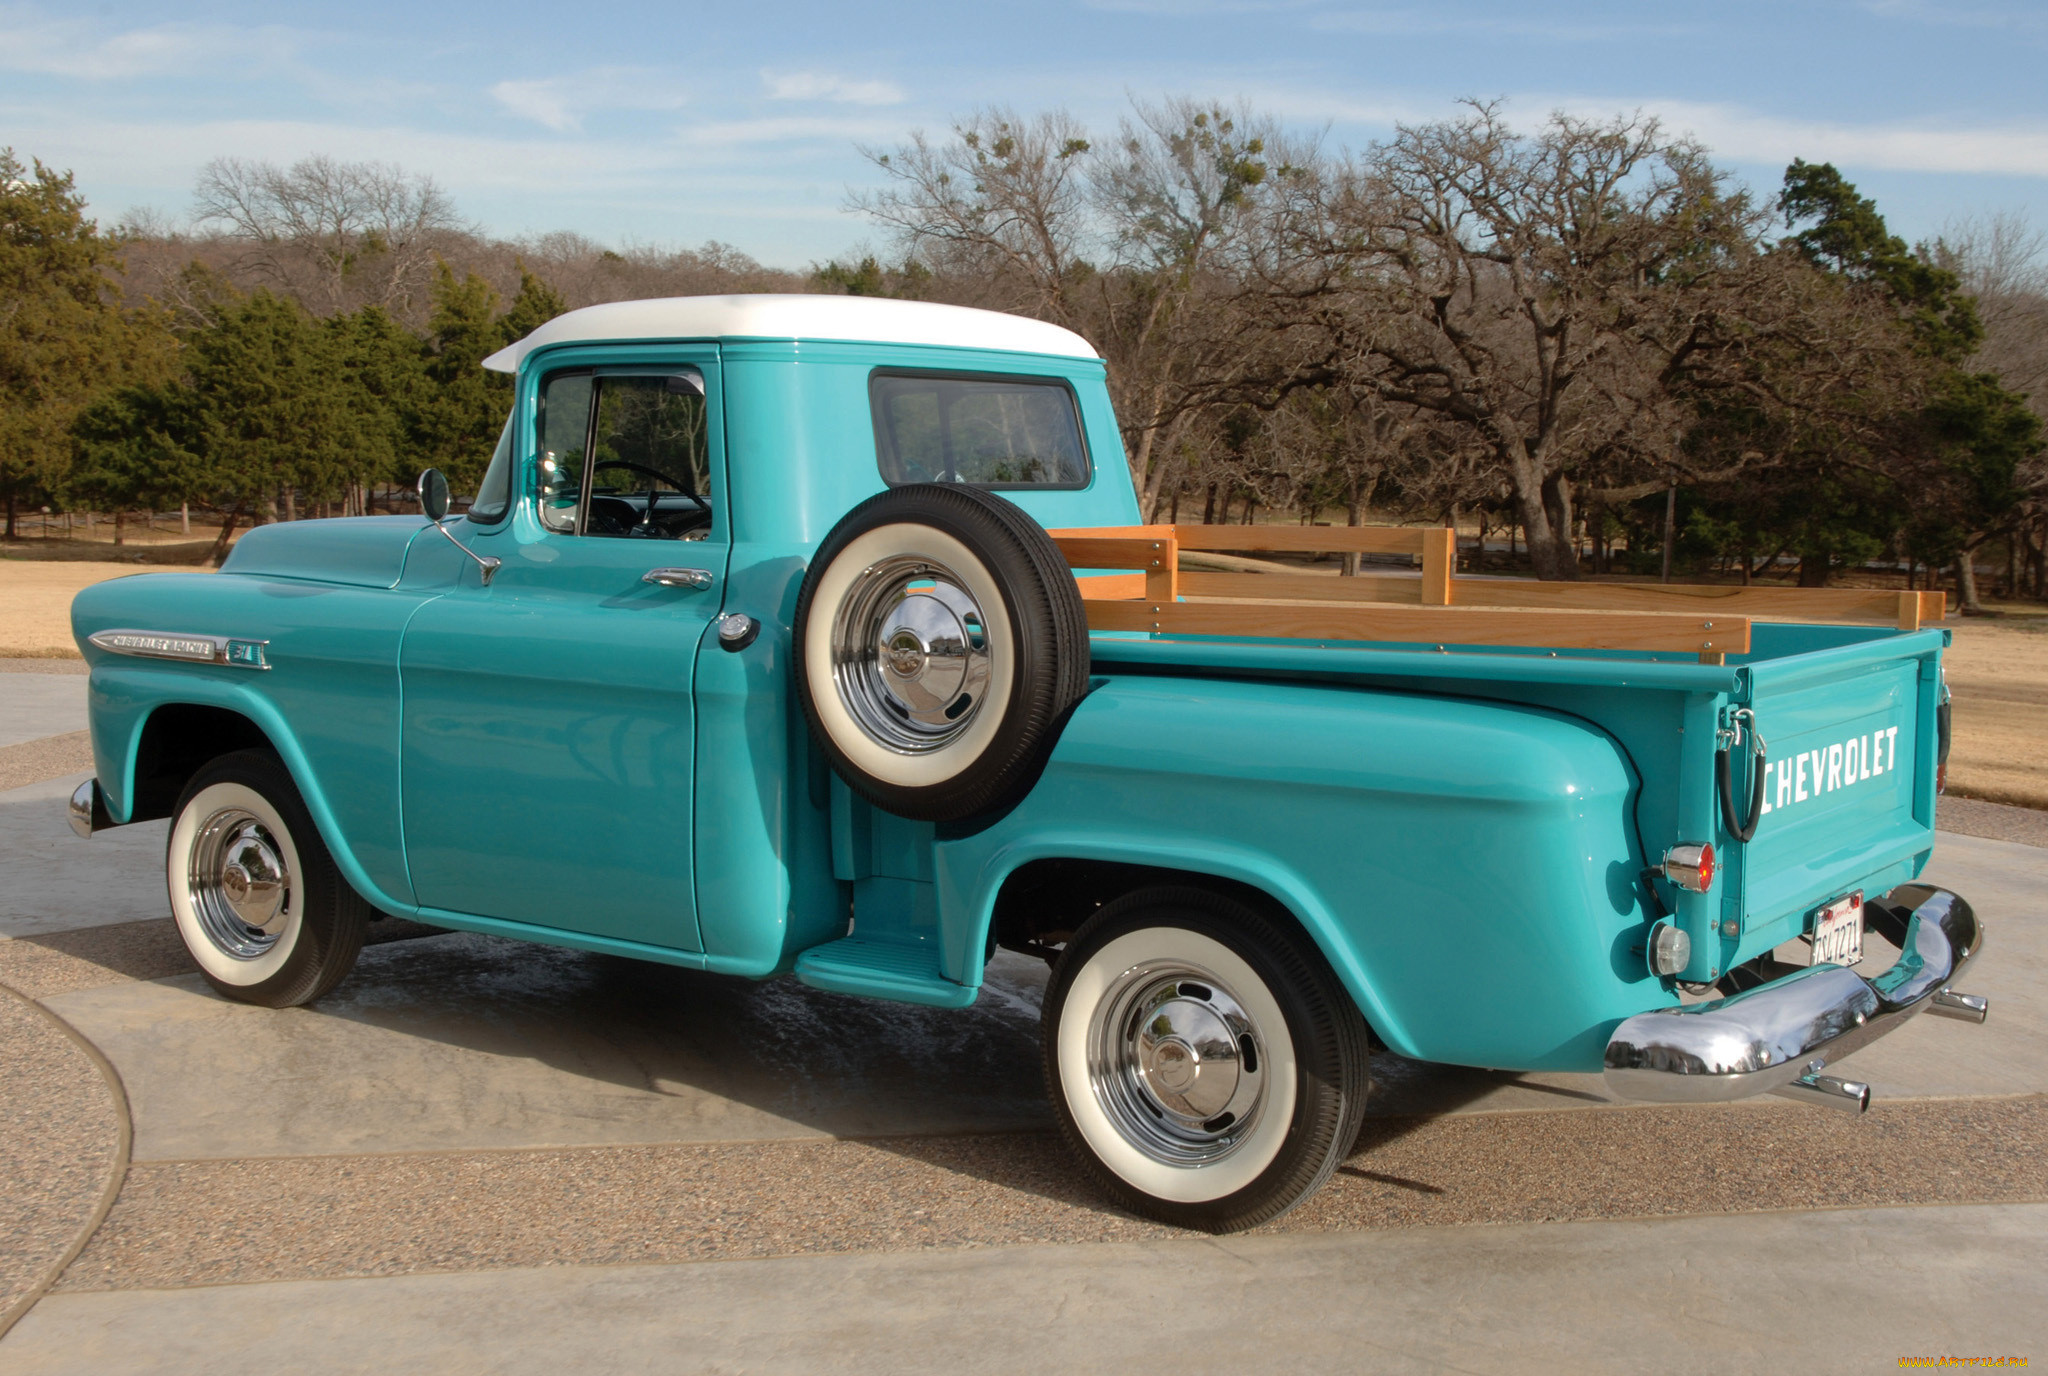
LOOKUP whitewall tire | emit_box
[167,750,369,1007]
[1042,886,1371,1231]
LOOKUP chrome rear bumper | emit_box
[1603,885,1986,1107]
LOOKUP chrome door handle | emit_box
[643,567,714,590]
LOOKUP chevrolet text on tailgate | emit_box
[68,295,1991,1231]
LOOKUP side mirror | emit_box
[418,468,451,523]
[414,467,500,587]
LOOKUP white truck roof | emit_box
[481,294,1099,373]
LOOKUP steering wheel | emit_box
[590,460,708,532]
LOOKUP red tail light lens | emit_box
[1661,843,1716,893]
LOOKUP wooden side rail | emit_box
[1050,522,1937,661]
[1179,569,1944,630]
[1055,524,1452,606]
[1051,528,1179,603]
[1083,598,1747,657]
[1440,580,1943,631]
[1053,529,1739,658]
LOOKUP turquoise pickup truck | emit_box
[69,295,1989,1231]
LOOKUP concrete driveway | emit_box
[2,659,2042,1373]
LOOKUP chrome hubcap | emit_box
[1088,962,1270,1167]
[832,555,992,753]
[189,808,291,960]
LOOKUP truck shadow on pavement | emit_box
[16,918,1642,1218]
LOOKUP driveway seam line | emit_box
[0,977,134,1343]
[40,1196,2048,1300]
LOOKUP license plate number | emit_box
[1809,892,1865,967]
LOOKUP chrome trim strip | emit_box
[89,629,270,670]
[1602,885,1983,1104]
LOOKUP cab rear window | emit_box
[870,370,1090,489]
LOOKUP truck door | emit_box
[398,352,727,950]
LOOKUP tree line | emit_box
[3,98,2044,604]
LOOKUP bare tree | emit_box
[855,99,1301,519]
[1306,103,1776,577]
[1943,211,2048,412]
[1938,213,2048,598]
[193,155,468,317]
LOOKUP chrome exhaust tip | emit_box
[1927,989,1989,1024]
[1771,1072,1871,1114]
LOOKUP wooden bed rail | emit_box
[1049,523,1945,663]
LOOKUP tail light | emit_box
[1661,843,1715,893]
[1646,919,1692,977]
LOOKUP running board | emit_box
[793,936,979,1009]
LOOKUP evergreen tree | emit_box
[0,149,172,536]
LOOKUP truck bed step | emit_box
[793,936,978,1009]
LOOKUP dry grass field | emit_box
[4,553,2042,807]
[0,560,202,659]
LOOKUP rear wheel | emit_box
[167,749,369,1007]
[1042,886,1370,1232]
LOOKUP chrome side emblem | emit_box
[90,629,270,670]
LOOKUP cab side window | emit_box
[536,370,712,539]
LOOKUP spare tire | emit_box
[795,483,1090,822]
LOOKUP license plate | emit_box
[1809,891,1865,967]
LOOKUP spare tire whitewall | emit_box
[801,522,1018,791]
[795,484,1089,822]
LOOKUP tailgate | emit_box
[1737,633,1943,944]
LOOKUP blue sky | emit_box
[4,0,2045,267]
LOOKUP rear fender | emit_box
[936,829,1402,1041]
[935,674,1663,1071]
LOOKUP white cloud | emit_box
[685,114,907,148]
[1309,8,1701,41]
[0,15,298,79]
[762,70,906,106]
[489,70,691,133]
[490,78,581,133]
[1552,98,2048,180]
[1852,0,2048,39]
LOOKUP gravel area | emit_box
[0,921,192,1000]
[1936,795,2048,849]
[0,733,94,794]
[52,1096,2047,1293]
[0,986,123,1332]
[0,659,87,674]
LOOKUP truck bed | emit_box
[1081,605,1946,990]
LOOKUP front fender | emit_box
[937,674,1674,1072]
[73,569,430,916]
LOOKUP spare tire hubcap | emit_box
[835,556,993,752]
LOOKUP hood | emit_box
[220,516,429,589]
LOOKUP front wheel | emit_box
[1042,886,1371,1232]
[167,749,369,1007]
